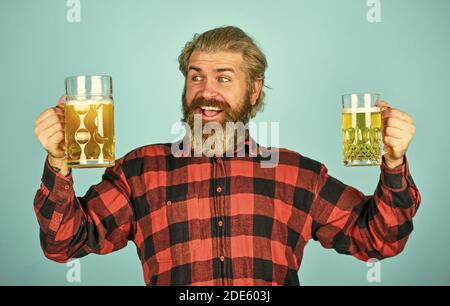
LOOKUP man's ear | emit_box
[250,79,263,106]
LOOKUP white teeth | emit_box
[201,106,222,111]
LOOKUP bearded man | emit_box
[33,26,421,286]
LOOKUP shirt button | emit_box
[220,256,225,262]
[64,185,70,190]
[218,220,223,227]
[216,186,222,193]
[166,200,172,207]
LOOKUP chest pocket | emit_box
[151,195,204,263]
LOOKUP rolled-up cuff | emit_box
[380,155,409,191]
[42,156,73,198]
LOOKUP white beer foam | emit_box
[342,107,380,113]
[66,99,113,106]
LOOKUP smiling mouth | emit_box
[198,106,224,119]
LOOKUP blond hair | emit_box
[178,26,267,118]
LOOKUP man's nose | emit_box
[199,77,219,100]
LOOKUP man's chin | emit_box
[202,118,227,126]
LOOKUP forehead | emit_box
[188,50,244,71]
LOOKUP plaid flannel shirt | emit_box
[34,139,421,285]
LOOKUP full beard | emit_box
[181,92,253,156]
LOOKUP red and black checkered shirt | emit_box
[34,139,421,285]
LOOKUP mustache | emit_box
[181,92,253,125]
[187,97,231,113]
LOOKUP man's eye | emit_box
[218,76,231,83]
[191,76,202,82]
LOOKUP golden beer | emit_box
[65,99,115,167]
[342,107,382,166]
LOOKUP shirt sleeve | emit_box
[310,156,421,261]
[33,156,134,263]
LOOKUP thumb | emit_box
[375,100,391,111]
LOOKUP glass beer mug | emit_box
[342,93,383,166]
[64,75,115,168]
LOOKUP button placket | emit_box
[213,157,227,278]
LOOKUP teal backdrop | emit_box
[0,0,449,285]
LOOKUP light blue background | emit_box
[0,0,449,285]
